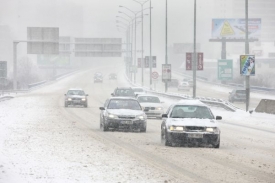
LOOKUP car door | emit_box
[100,99,109,123]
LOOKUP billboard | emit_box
[218,59,233,80]
[212,19,261,39]
[240,55,255,76]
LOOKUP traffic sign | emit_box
[151,71,159,79]
[162,64,171,82]
[0,61,7,78]
[218,59,233,80]
[186,53,203,70]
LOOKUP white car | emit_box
[161,100,221,148]
[178,81,190,91]
[137,95,164,119]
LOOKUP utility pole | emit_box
[149,0,152,89]
[245,0,250,112]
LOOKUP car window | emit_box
[137,96,160,103]
[166,105,173,115]
[104,99,109,107]
[107,99,141,110]
[170,105,214,119]
[115,89,135,96]
[67,90,85,95]
[236,90,246,94]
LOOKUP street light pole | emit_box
[149,0,152,89]
[165,0,168,92]
[193,0,197,98]
[245,0,250,112]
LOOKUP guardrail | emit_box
[174,70,275,93]
[28,80,47,89]
[124,74,239,112]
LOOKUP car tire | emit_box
[213,139,220,148]
[140,127,146,132]
[102,121,108,132]
[84,103,88,108]
[161,130,171,146]
[65,102,68,108]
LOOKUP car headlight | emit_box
[108,114,118,119]
[206,127,218,133]
[81,98,86,101]
[156,107,163,110]
[67,98,72,101]
[136,115,145,120]
[169,126,186,131]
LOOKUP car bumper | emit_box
[105,119,146,129]
[145,110,163,118]
[66,100,87,105]
[166,132,220,145]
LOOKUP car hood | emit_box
[140,103,163,108]
[166,118,218,128]
[66,95,85,99]
[107,109,144,116]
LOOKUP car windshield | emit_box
[67,90,85,96]
[170,105,214,119]
[133,88,144,92]
[138,96,160,103]
[107,99,141,110]
[115,89,135,96]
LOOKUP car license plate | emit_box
[188,133,203,138]
[121,121,132,124]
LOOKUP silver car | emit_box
[64,88,88,108]
[137,95,164,119]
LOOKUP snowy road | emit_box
[1,62,275,183]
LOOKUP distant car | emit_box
[99,97,147,132]
[167,79,179,88]
[132,87,146,97]
[64,88,88,108]
[111,87,136,98]
[94,72,103,83]
[109,73,117,80]
[137,94,164,119]
[228,89,246,103]
[178,81,190,91]
[183,78,193,86]
[161,100,221,148]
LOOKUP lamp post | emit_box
[192,0,197,98]
[133,0,149,87]
[149,0,152,90]
[245,0,250,112]
[165,0,168,92]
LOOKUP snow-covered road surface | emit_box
[1,62,275,183]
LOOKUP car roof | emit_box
[176,99,208,107]
[68,88,84,91]
[137,94,159,98]
[109,97,138,100]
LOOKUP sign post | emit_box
[162,64,171,82]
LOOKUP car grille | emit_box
[72,98,81,100]
[118,116,135,119]
[186,126,205,132]
[145,107,155,110]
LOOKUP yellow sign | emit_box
[220,21,234,36]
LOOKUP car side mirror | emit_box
[86,94,89,96]
[229,92,231,94]
[160,101,164,103]
[64,94,66,96]
[111,93,114,96]
[216,116,222,120]
[162,114,168,118]
[99,107,105,110]
[249,109,254,114]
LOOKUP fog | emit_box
[0,0,274,87]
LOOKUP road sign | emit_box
[74,38,122,57]
[144,56,157,68]
[0,61,7,78]
[240,55,255,76]
[137,58,144,68]
[197,53,203,70]
[186,53,203,70]
[151,71,159,79]
[27,27,59,54]
[162,64,171,82]
[218,59,233,80]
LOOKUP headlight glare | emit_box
[108,114,117,118]
[81,98,86,101]
[156,107,163,110]
[206,127,216,132]
[68,98,72,101]
[169,126,185,131]
[137,115,144,120]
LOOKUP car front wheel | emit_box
[161,129,171,146]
